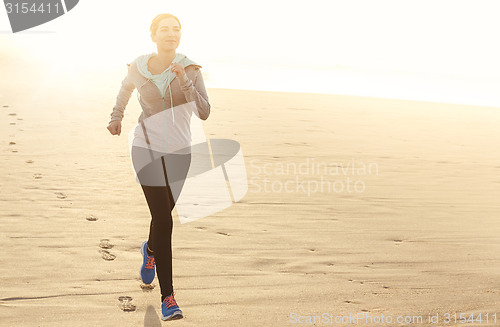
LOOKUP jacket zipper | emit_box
[149,81,166,114]
[148,77,173,126]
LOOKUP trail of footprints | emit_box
[4,105,22,153]
[6,103,115,264]
[4,105,41,178]
[6,103,115,265]
[92,222,143,316]
[4,105,45,182]
[4,103,138,313]
[96,227,140,312]
[99,239,116,261]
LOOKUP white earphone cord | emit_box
[169,81,174,125]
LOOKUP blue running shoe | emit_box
[140,241,155,284]
[161,291,183,321]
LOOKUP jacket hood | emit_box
[133,52,200,96]
[132,52,201,126]
[134,52,200,77]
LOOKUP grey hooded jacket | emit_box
[109,57,210,124]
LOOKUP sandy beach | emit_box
[1,47,500,327]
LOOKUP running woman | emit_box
[107,13,210,320]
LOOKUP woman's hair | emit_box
[150,13,181,35]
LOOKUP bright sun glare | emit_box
[6,0,500,106]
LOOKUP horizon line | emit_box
[205,86,500,110]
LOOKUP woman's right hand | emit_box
[107,120,122,136]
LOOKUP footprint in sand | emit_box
[140,283,155,290]
[26,160,34,164]
[99,239,116,260]
[2,105,9,108]
[118,296,136,312]
[55,192,67,199]
[99,249,116,261]
[8,113,16,116]
[33,173,42,179]
[99,239,113,249]
[9,123,16,125]
[86,215,98,221]
[9,141,16,145]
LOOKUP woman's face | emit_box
[151,17,181,51]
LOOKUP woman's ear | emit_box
[150,32,156,43]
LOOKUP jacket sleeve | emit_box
[109,64,136,123]
[179,67,211,120]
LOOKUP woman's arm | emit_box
[178,68,211,120]
[109,64,136,124]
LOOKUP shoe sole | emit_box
[140,241,154,284]
[161,310,183,321]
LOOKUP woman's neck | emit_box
[155,49,176,65]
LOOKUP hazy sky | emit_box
[2,0,499,105]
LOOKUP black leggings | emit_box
[139,153,191,299]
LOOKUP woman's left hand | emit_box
[170,63,185,78]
